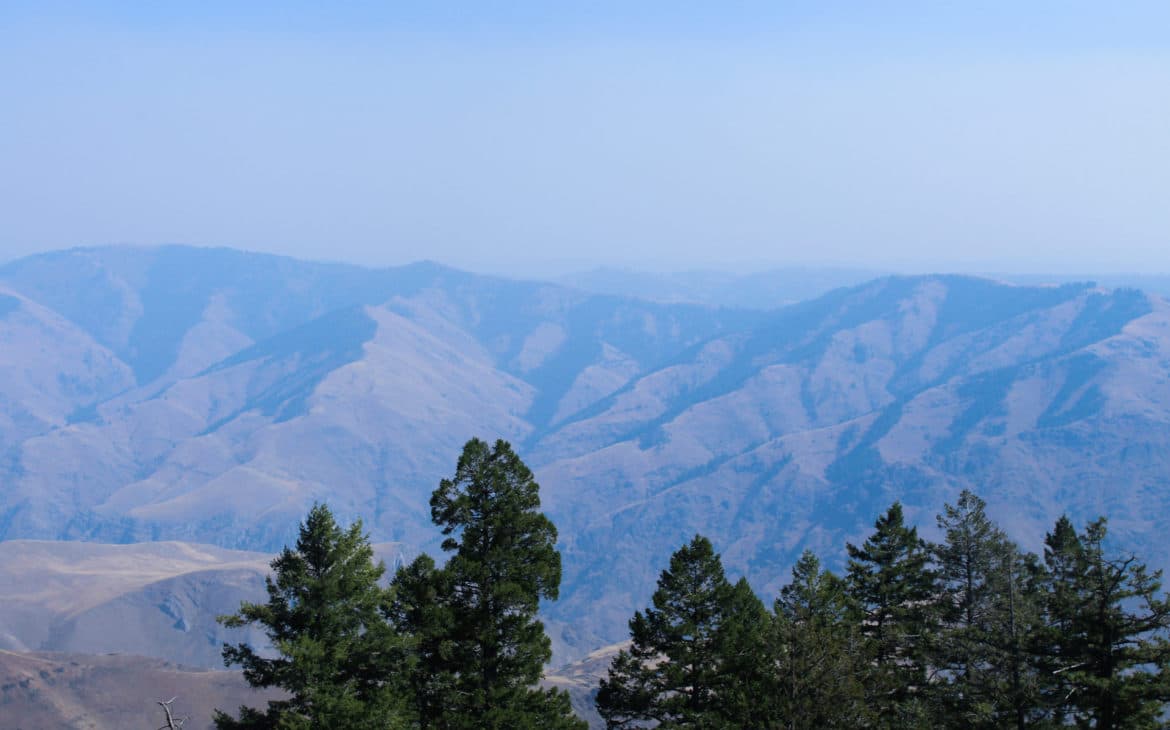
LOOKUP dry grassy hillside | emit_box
[0,541,271,667]
[3,247,1170,663]
[0,648,615,730]
[0,651,282,730]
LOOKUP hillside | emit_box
[0,650,283,730]
[0,246,752,554]
[0,647,609,730]
[2,245,1170,660]
[535,275,1170,649]
[0,539,413,669]
[0,541,270,667]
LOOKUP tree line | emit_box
[598,495,1170,729]
[213,438,1170,729]
[215,438,585,729]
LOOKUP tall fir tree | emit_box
[596,535,766,729]
[846,502,939,728]
[425,438,584,730]
[771,550,871,730]
[715,577,775,727]
[985,543,1047,729]
[1041,517,1170,729]
[215,504,410,729]
[1038,514,1089,724]
[931,490,1045,729]
[386,553,454,729]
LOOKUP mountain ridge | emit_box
[2,245,1170,661]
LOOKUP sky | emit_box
[1,2,1168,275]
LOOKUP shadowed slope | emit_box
[1,247,1169,662]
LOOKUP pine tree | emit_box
[985,543,1047,730]
[771,550,870,729]
[714,577,775,727]
[386,553,453,729]
[846,502,939,728]
[425,438,584,730]
[596,535,763,729]
[931,490,1045,729]
[215,504,410,729]
[1040,517,1170,729]
[1037,515,1088,724]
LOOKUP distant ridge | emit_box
[557,263,1170,310]
[557,265,886,309]
[2,245,1170,663]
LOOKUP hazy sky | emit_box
[2,2,1168,274]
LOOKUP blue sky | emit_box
[2,2,1168,274]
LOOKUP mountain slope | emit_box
[0,246,752,555]
[531,276,1168,649]
[0,650,285,730]
[0,541,272,667]
[0,647,607,730]
[2,246,1170,661]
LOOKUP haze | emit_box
[2,2,1168,275]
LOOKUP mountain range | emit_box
[559,265,1170,309]
[2,245,1170,663]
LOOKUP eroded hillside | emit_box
[2,246,1168,660]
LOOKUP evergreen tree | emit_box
[386,553,453,729]
[215,504,410,729]
[1040,517,1170,729]
[932,490,1045,729]
[426,437,583,730]
[846,502,939,728]
[714,577,775,727]
[1037,515,1089,724]
[596,535,763,729]
[985,544,1047,730]
[771,550,870,729]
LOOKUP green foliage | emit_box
[597,535,768,729]
[771,550,871,729]
[207,458,1170,729]
[386,554,454,728]
[1039,517,1170,729]
[419,437,584,730]
[215,439,584,729]
[1039,514,1092,725]
[598,496,1170,728]
[716,577,776,727]
[931,490,1046,729]
[215,503,410,729]
[846,502,939,728]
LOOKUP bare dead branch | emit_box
[157,696,187,730]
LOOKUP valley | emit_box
[2,246,1170,666]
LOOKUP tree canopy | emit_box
[419,437,583,729]
[600,496,1170,729]
[216,503,410,729]
[213,453,1170,729]
[217,439,582,730]
[597,535,771,729]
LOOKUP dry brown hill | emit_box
[0,650,281,730]
[0,647,613,730]
[0,541,272,668]
[3,246,1170,662]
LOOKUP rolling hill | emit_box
[0,650,283,730]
